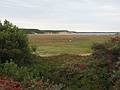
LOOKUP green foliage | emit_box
[0,20,32,65]
[0,61,43,89]
[44,59,109,90]
[82,59,111,90]
[0,61,64,90]
[0,61,37,81]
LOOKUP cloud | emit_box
[0,0,120,32]
[0,0,39,8]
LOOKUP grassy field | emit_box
[28,34,112,56]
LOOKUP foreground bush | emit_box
[0,55,118,90]
[92,36,120,90]
[92,36,120,62]
[0,61,64,90]
[0,20,32,65]
[0,79,23,90]
[45,60,111,90]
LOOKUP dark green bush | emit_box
[0,61,37,81]
[0,20,32,65]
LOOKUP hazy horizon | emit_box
[0,0,120,32]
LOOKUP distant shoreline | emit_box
[28,32,117,35]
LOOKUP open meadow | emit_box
[28,34,112,56]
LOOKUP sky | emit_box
[0,0,120,32]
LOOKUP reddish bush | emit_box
[0,79,23,90]
[111,36,120,42]
[79,64,87,70]
[74,64,87,70]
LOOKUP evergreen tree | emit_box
[0,20,31,65]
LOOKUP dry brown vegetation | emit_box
[28,34,112,56]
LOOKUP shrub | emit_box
[46,59,112,90]
[0,61,63,90]
[92,36,120,62]
[91,36,120,90]
[0,20,32,65]
[0,79,23,90]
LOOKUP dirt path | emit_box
[40,53,91,57]
[78,53,91,56]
